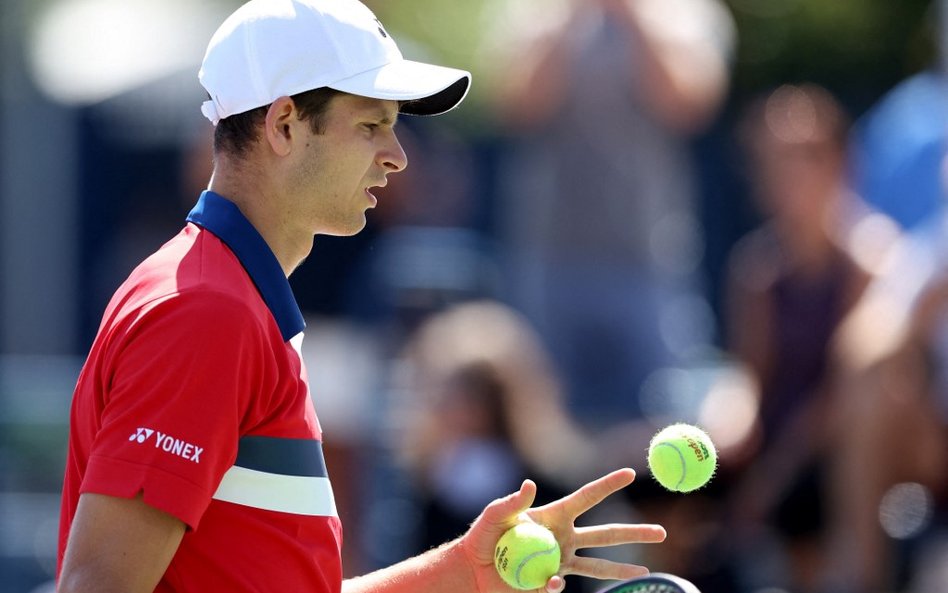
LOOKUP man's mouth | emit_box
[364,188,378,207]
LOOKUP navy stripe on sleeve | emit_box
[234,436,327,478]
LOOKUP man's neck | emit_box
[207,165,310,278]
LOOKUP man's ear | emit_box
[263,96,298,157]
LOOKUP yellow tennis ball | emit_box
[648,423,717,492]
[494,522,561,590]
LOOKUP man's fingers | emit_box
[483,479,538,526]
[573,523,667,549]
[545,468,636,520]
[565,556,651,580]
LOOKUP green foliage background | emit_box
[728,0,937,112]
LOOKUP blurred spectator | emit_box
[384,300,623,590]
[485,0,736,429]
[849,69,948,231]
[722,84,884,593]
[825,161,948,593]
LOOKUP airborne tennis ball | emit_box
[648,423,717,492]
[494,522,561,590]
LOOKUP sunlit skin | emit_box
[284,96,406,237]
[209,93,407,276]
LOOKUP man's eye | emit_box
[363,123,379,131]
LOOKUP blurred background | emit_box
[2,0,947,592]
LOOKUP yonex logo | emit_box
[128,427,203,463]
[129,427,154,443]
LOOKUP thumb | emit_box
[544,574,566,593]
[462,480,540,568]
[483,479,538,527]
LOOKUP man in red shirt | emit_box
[57,1,666,592]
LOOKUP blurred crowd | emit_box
[3,0,948,592]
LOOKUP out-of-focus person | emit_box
[849,67,946,231]
[824,159,948,593]
[722,84,889,593]
[484,0,736,431]
[392,301,597,544]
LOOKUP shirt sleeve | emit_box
[80,290,269,529]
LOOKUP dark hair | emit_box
[213,87,344,158]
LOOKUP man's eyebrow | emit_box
[377,110,399,126]
[366,103,399,126]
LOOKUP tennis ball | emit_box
[648,423,717,492]
[494,522,561,590]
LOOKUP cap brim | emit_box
[329,59,471,116]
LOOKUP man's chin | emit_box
[320,217,367,238]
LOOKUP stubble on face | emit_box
[285,95,400,239]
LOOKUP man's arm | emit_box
[343,469,666,593]
[58,492,185,593]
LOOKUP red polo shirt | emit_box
[58,191,343,592]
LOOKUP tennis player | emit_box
[56,1,666,592]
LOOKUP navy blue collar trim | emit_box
[186,191,305,341]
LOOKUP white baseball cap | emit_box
[199,0,471,125]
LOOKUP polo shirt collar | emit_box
[186,190,305,342]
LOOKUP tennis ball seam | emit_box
[653,441,687,491]
[514,544,559,588]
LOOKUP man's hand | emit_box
[459,468,666,593]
